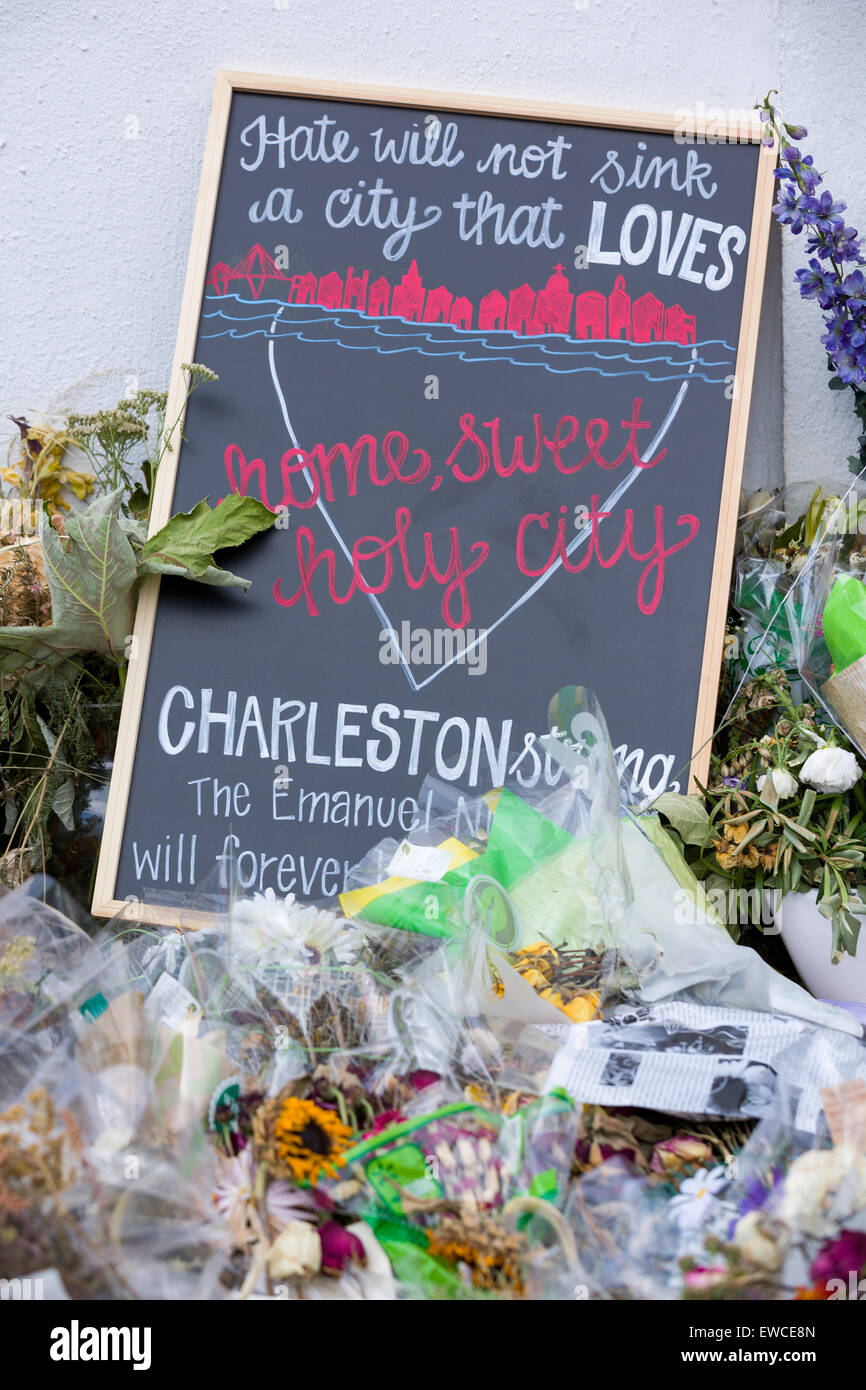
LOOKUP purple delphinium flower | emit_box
[795,258,841,310]
[763,101,866,393]
[807,189,847,234]
[808,222,863,264]
[842,270,866,311]
[773,182,813,235]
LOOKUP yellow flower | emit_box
[517,967,549,990]
[562,991,601,1023]
[520,941,559,961]
[714,836,761,871]
[540,987,566,1009]
[270,1096,353,1184]
[724,822,751,845]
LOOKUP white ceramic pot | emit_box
[777,888,866,1004]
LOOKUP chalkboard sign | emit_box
[93,73,774,924]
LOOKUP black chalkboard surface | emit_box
[94,74,774,923]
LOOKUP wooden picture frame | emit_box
[92,71,776,925]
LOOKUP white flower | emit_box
[266,1179,318,1230]
[299,905,359,965]
[732,1210,782,1270]
[268,1219,322,1281]
[799,746,862,794]
[778,1145,866,1239]
[757,767,798,799]
[231,889,312,967]
[213,1150,256,1229]
[230,889,357,967]
[668,1165,729,1230]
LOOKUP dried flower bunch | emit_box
[510,941,606,1021]
[0,544,51,628]
[426,1207,527,1294]
[0,365,274,902]
[0,1088,122,1298]
[3,418,93,511]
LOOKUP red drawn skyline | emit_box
[206,245,697,345]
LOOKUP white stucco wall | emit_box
[2,0,863,493]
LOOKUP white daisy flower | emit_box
[668,1165,729,1230]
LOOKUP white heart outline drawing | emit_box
[267,306,697,692]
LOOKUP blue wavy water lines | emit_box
[200,292,736,384]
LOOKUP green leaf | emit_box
[0,490,137,673]
[778,812,818,842]
[651,791,711,846]
[781,825,811,854]
[138,495,276,591]
[50,777,76,832]
[797,786,816,826]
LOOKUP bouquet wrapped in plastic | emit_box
[780,488,866,756]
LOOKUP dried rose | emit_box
[319,1220,367,1275]
[267,1219,321,1281]
[650,1135,714,1174]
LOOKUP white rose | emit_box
[799,746,862,794]
[778,1146,866,1239]
[757,767,798,798]
[268,1219,322,1281]
[732,1210,782,1270]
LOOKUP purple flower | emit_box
[822,312,866,386]
[776,150,821,195]
[808,222,863,264]
[766,103,866,427]
[809,190,848,234]
[810,1230,866,1285]
[842,270,866,312]
[796,259,842,310]
[740,1168,783,1217]
[774,184,814,234]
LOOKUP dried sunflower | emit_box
[427,1209,526,1294]
[253,1093,353,1184]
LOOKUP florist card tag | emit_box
[387,839,453,882]
[142,971,200,1032]
[822,1078,866,1152]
